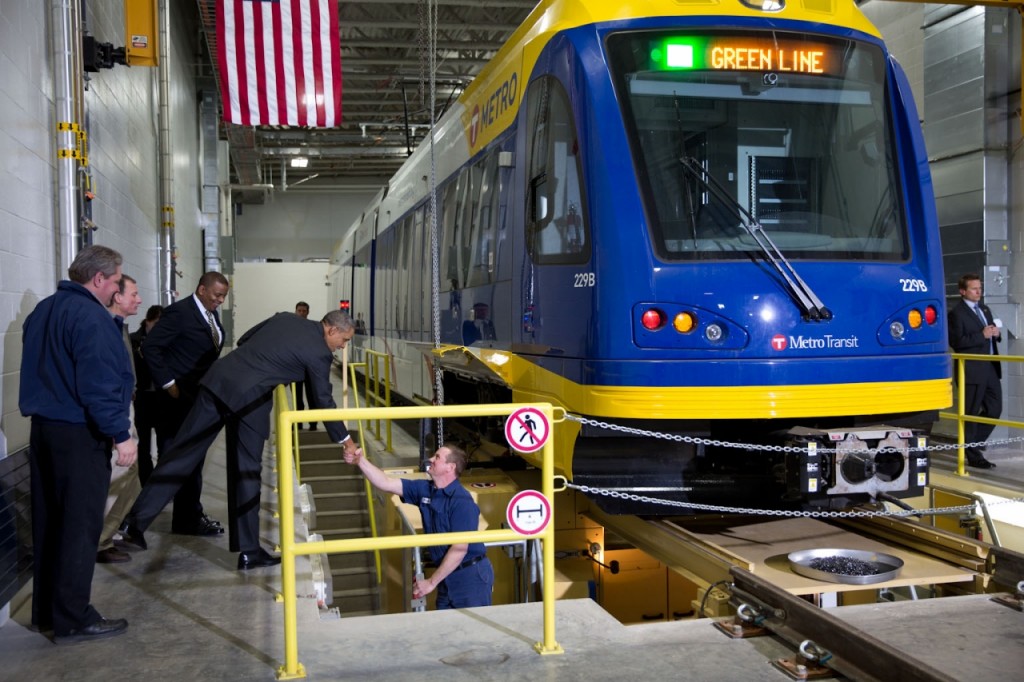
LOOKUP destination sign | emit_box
[653,36,837,76]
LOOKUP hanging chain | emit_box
[559,480,1007,518]
[417,0,427,107]
[426,0,443,443]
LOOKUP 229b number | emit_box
[574,272,595,288]
[900,278,928,292]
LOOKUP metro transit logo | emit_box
[771,334,860,351]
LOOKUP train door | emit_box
[516,75,592,356]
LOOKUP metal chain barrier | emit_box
[564,412,1024,456]
[559,479,1014,518]
[558,413,1024,517]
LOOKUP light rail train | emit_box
[329,0,951,513]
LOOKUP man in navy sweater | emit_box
[19,244,137,643]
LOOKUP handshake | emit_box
[343,446,363,465]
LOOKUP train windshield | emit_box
[607,30,907,262]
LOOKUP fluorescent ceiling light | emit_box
[290,157,309,168]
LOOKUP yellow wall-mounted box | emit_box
[125,0,158,67]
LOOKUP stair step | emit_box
[331,561,376,573]
[311,492,366,512]
[324,551,376,571]
[333,586,378,597]
[301,461,358,477]
[302,478,366,494]
[321,527,372,540]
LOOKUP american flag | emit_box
[216,0,342,127]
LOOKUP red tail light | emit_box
[641,308,665,330]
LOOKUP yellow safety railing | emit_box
[271,389,563,680]
[941,352,1024,476]
[279,383,304,481]
[344,363,384,585]
[356,349,392,451]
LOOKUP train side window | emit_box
[525,76,590,265]
[460,162,482,286]
[441,180,458,292]
[410,208,423,334]
[468,152,499,287]
[447,168,471,289]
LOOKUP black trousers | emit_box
[294,380,318,428]
[964,366,1002,458]
[134,391,160,485]
[29,420,111,635]
[131,388,271,552]
[154,389,207,531]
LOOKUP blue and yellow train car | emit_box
[330,0,951,513]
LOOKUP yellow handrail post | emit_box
[536,404,563,655]
[291,382,302,482]
[347,361,383,584]
[382,353,392,451]
[956,358,966,477]
[275,386,305,679]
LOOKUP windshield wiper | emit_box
[679,157,832,321]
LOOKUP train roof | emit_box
[376,0,883,222]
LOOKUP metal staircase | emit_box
[297,432,381,617]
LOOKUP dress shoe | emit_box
[197,514,225,535]
[96,547,131,564]
[237,547,282,570]
[173,514,224,536]
[967,457,996,469]
[54,618,128,644]
[117,520,147,550]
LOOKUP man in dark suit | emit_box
[948,273,1002,469]
[122,310,361,569]
[141,272,230,535]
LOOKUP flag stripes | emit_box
[216,0,342,127]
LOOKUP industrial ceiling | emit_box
[195,0,537,193]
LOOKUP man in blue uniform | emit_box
[19,244,137,643]
[345,443,493,609]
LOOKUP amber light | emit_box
[907,309,923,329]
[673,312,696,333]
[641,308,666,330]
[924,305,937,325]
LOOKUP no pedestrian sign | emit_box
[506,490,551,536]
[504,407,550,454]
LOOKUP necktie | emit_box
[975,305,993,354]
[975,305,987,326]
[206,310,219,346]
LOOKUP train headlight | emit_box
[907,309,923,329]
[889,320,905,339]
[705,323,723,341]
[641,308,666,331]
[673,312,696,334]
[924,305,937,325]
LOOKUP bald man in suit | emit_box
[122,310,361,569]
